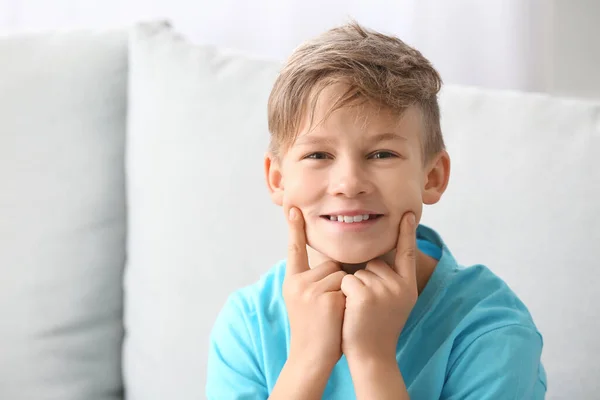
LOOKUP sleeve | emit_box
[441,324,547,400]
[205,293,268,400]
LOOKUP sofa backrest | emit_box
[0,28,128,399]
[123,22,599,400]
[1,21,597,400]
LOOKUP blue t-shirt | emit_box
[206,225,547,399]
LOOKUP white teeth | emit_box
[328,214,375,223]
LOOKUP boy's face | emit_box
[266,84,449,265]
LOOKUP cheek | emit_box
[283,169,323,208]
[383,173,424,220]
[284,169,328,249]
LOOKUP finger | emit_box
[353,269,379,286]
[365,259,397,281]
[316,270,347,292]
[286,206,310,276]
[394,212,417,281]
[340,274,364,296]
[306,260,341,281]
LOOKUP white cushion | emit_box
[124,21,284,400]
[422,86,600,400]
[0,29,128,399]
[125,21,600,399]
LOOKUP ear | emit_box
[422,150,451,205]
[264,152,285,206]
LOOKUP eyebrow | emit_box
[369,132,407,143]
[294,132,407,147]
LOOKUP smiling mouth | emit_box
[320,214,383,223]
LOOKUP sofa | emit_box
[1,21,598,400]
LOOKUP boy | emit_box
[206,21,547,399]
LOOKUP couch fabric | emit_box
[1,20,598,400]
[123,21,284,400]
[0,28,128,399]
[124,22,600,400]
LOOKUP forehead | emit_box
[298,83,423,139]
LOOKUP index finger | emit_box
[393,212,417,282]
[285,206,310,276]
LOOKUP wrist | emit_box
[289,345,339,372]
[345,343,397,364]
[287,353,337,378]
[346,352,398,374]
[346,354,407,400]
[270,357,334,400]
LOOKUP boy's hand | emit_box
[340,212,418,364]
[283,206,347,371]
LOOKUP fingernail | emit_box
[289,208,297,221]
[408,213,416,227]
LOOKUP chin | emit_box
[322,245,387,265]
[306,230,397,265]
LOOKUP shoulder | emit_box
[441,320,547,398]
[444,263,545,379]
[417,225,539,332]
[413,226,546,394]
[444,263,540,334]
[417,252,544,351]
[207,261,287,398]
[418,259,544,354]
[213,259,288,335]
[434,263,547,395]
[233,259,287,311]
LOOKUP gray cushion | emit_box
[0,28,128,399]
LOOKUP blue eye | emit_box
[305,152,331,160]
[369,151,397,159]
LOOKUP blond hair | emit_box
[267,21,444,163]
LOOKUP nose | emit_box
[328,157,373,198]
